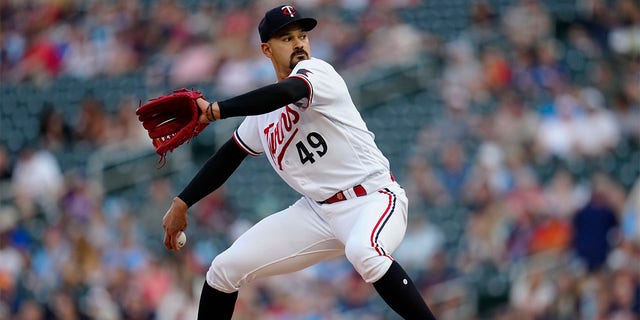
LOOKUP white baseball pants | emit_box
[206,182,408,293]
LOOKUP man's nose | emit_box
[293,38,304,49]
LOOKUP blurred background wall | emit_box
[0,0,638,319]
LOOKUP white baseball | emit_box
[177,231,187,247]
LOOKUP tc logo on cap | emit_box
[281,5,296,17]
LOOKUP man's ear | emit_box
[261,43,272,58]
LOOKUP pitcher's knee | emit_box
[205,253,243,293]
[344,241,393,283]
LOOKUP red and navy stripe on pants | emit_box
[370,188,396,258]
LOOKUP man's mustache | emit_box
[292,50,308,58]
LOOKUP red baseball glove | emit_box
[136,88,209,168]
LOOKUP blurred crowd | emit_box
[1,0,639,319]
[0,0,426,92]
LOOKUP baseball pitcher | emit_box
[159,5,437,320]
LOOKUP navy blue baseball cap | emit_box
[258,5,317,43]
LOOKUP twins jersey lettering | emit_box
[233,58,390,201]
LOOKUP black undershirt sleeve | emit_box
[178,138,248,207]
[218,76,309,119]
[178,77,308,207]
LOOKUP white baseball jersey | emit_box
[233,58,390,201]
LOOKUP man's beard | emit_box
[289,50,309,69]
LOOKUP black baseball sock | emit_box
[197,281,238,320]
[373,261,437,320]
